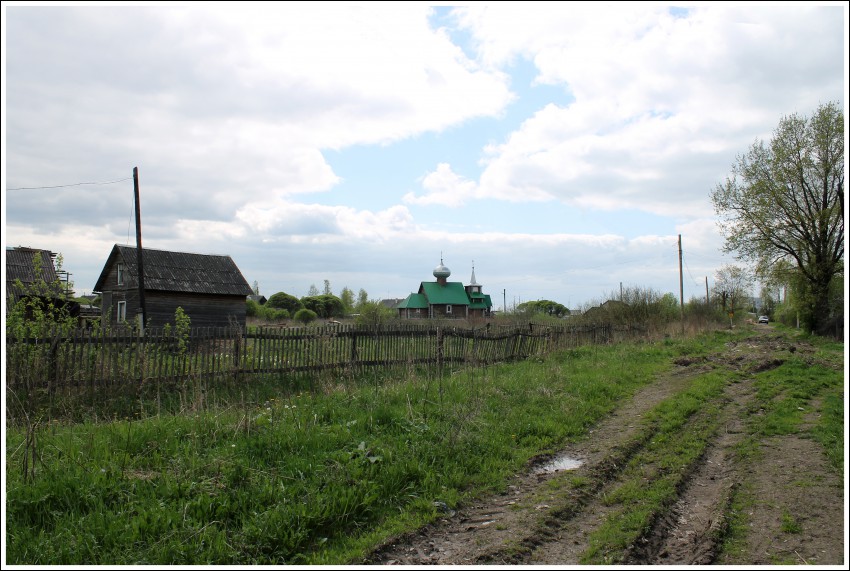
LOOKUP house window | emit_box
[446,305,452,314]
[117,263,124,285]
[117,301,127,323]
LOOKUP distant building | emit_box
[93,245,254,329]
[582,299,629,322]
[379,298,405,310]
[396,259,493,319]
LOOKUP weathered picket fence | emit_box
[5,321,631,397]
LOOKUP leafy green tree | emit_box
[354,300,395,327]
[6,251,79,338]
[267,291,303,315]
[339,286,355,314]
[711,101,844,333]
[356,288,369,309]
[301,294,344,318]
[517,300,570,317]
[293,308,317,325]
[323,279,332,296]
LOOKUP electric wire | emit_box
[6,176,132,191]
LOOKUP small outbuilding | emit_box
[93,245,254,329]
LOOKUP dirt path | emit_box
[363,329,845,566]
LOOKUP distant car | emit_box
[758,315,769,324]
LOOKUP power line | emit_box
[6,176,132,191]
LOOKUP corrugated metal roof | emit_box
[94,245,254,296]
[6,248,59,285]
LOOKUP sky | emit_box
[2,2,847,312]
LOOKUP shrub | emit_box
[294,308,318,325]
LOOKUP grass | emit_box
[6,326,841,565]
[5,333,680,565]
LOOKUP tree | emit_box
[323,279,332,296]
[267,291,303,315]
[356,288,369,309]
[516,300,570,317]
[301,294,344,318]
[711,101,844,333]
[712,264,753,315]
[339,286,355,314]
[355,300,395,327]
[6,251,78,338]
[307,284,320,296]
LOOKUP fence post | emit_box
[48,329,60,401]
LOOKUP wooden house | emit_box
[396,259,492,319]
[93,245,254,329]
[5,246,78,319]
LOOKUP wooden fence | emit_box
[6,321,643,399]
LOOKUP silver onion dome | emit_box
[433,259,451,279]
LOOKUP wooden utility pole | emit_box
[705,276,709,305]
[133,167,147,331]
[678,234,684,335]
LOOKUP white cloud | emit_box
[403,163,481,207]
[4,3,843,307]
[449,3,844,216]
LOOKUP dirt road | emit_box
[363,329,845,566]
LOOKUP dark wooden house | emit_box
[93,245,254,329]
[5,246,78,319]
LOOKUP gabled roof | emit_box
[6,247,63,298]
[6,247,59,285]
[418,281,470,305]
[396,293,429,309]
[93,245,254,296]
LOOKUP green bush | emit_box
[294,308,318,324]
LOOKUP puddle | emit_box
[533,454,584,474]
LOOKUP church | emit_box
[395,258,493,319]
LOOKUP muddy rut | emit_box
[362,330,845,566]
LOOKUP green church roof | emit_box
[396,293,429,309]
[419,281,470,305]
